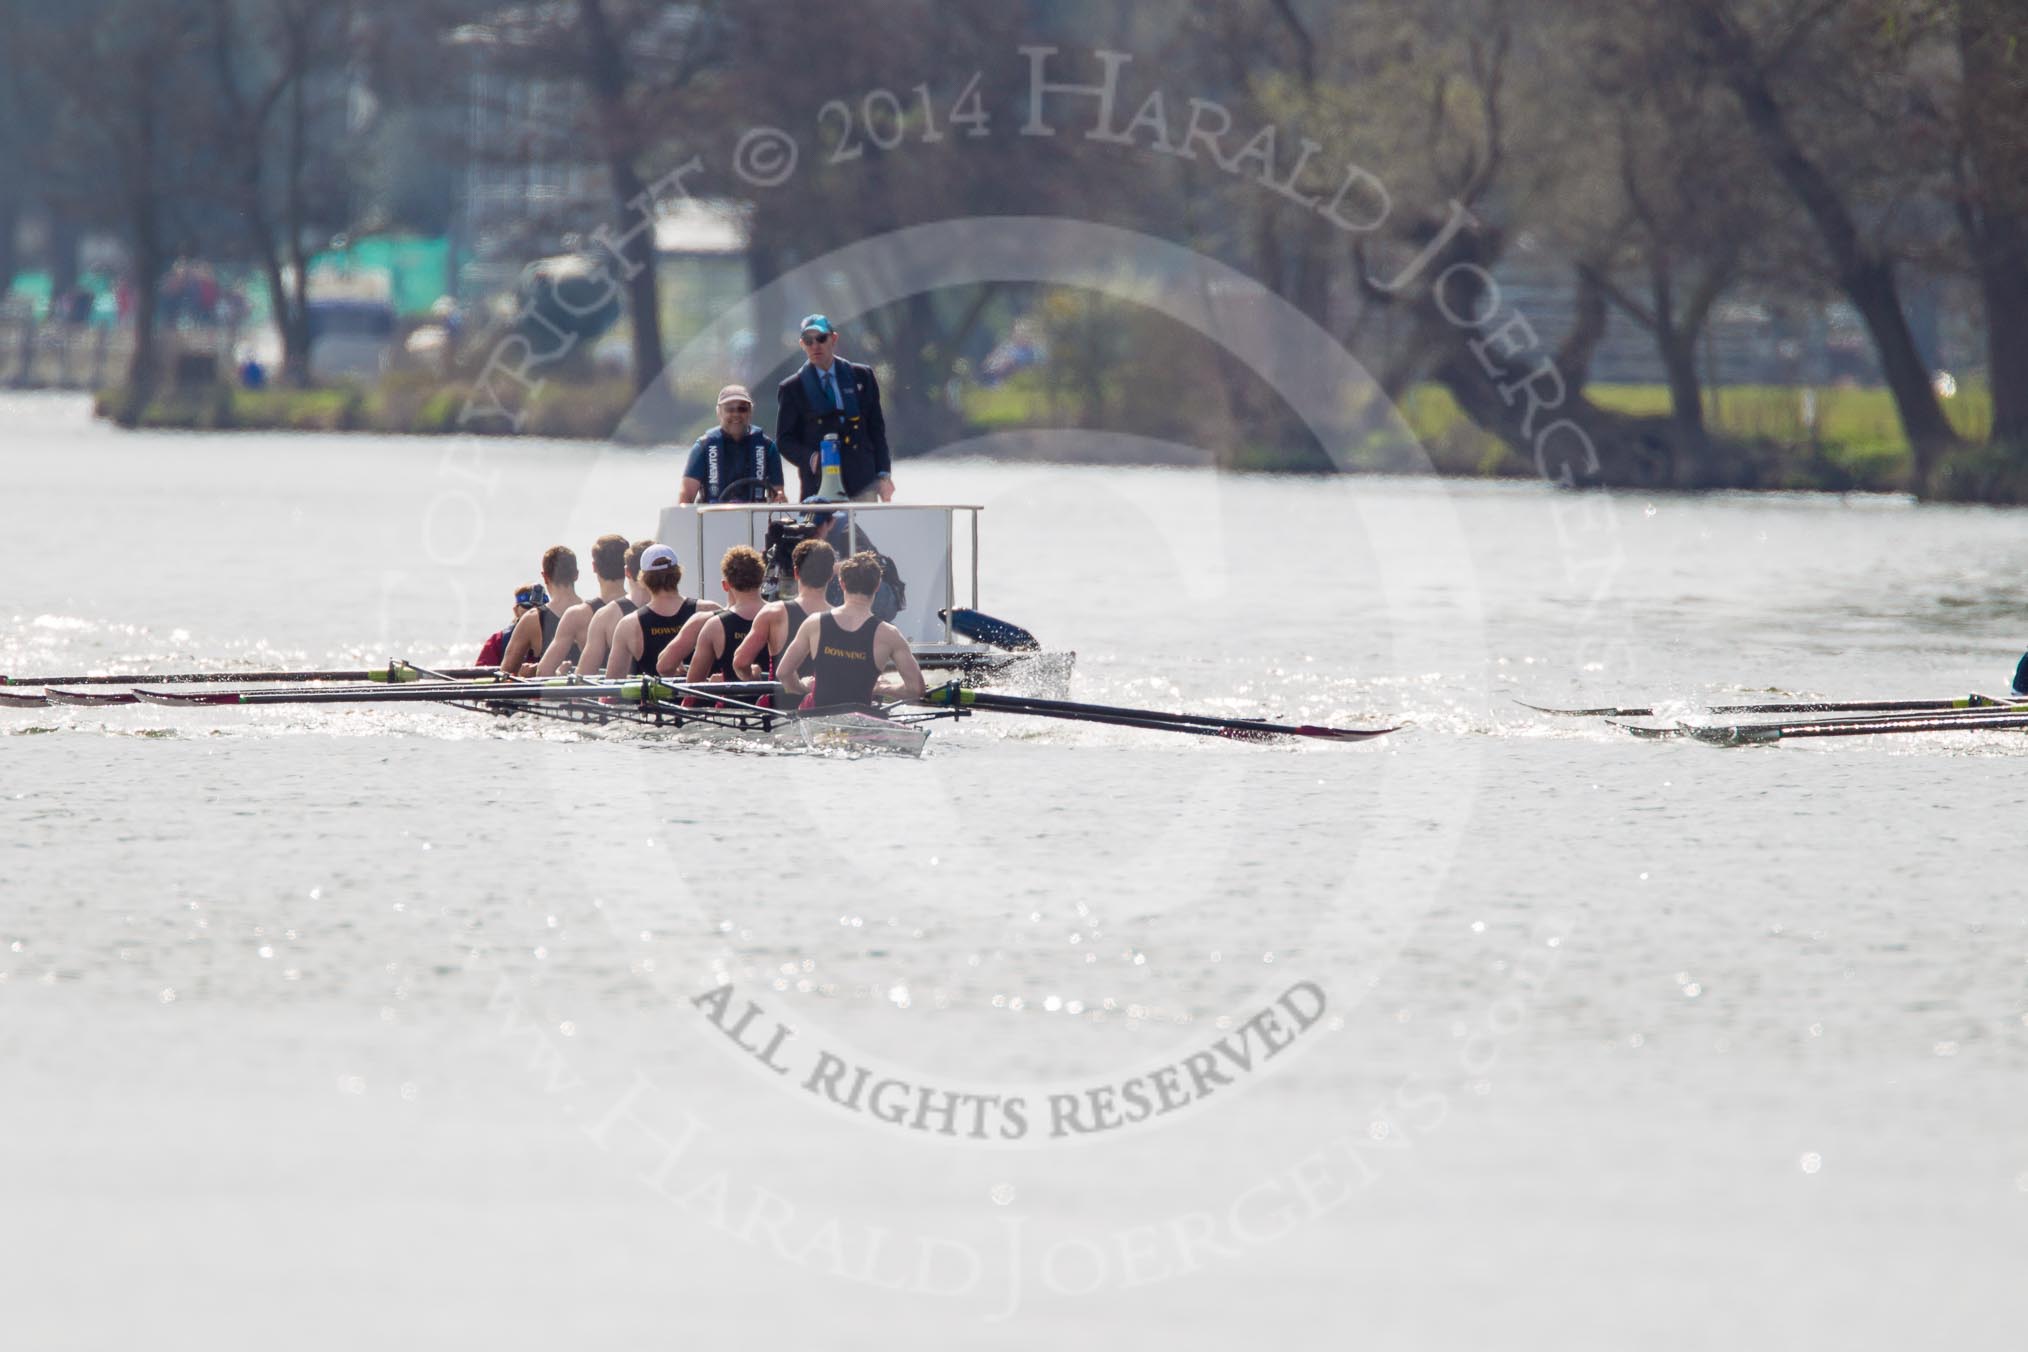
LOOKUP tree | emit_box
[714,3,1081,445]
[28,0,209,420]
[1555,4,1796,481]
[1682,0,1962,486]
[204,0,359,387]
[448,0,729,396]
[1955,0,2028,451]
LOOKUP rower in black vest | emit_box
[682,547,769,700]
[549,605,596,669]
[499,543,582,673]
[778,549,926,711]
[560,596,603,667]
[605,544,718,679]
[580,538,656,678]
[778,601,808,666]
[732,537,837,689]
[637,598,697,675]
[537,534,637,677]
[809,611,882,708]
[711,611,756,681]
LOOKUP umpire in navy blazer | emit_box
[775,313,895,502]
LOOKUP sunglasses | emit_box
[722,402,752,413]
[800,332,833,346]
[514,585,549,607]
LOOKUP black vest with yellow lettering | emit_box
[635,598,697,675]
[810,611,880,709]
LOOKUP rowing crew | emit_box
[479,538,923,707]
[480,535,650,677]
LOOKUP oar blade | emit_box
[1278,723,1397,743]
[1515,700,1654,718]
[43,688,139,708]
[1607,720,1684,740]
[943,608,1041,652]
[1680,723,1783,747]
[131,688,249,706]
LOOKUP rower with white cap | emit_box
[604,544,720,678]
[678,384,784,504]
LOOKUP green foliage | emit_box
[96,365,2011,498]
[230,387,365,432]
[963,373,1048,431]
[956,375,2002,489]
[1928,442,2028,504]
[520,383,635,440]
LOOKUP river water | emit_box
[3,390,2024,1348]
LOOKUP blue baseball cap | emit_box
[799,314,835,337]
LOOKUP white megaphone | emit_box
[811,433,849,502]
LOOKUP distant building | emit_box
[450,4,747,339]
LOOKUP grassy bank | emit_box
[100,373,2009,496]
[95,376,637,439]
[1396,382,1997,490]
[968,374,2000,491]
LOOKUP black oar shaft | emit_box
[930,686,1388,741]
[0,665,497,687]
[952,688,1312,734]
[231,678,781,706]
[1779,712,2028,738]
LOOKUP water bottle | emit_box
[813,433,849,502]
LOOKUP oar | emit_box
[221,677,782,706]
[1615,698,2028,740]
[922,685,1394,742]
[4,663,500,709]
[942,608,1041,652]
[1521,694,2020,718]
[1682,709,2028,746]
[135,674,525,706]
[0,663,493,688]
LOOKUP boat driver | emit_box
[678,385,785,504]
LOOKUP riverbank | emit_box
[93,372,2017,500]
[93,375,636,440]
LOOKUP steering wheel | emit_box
[713,476,772,504]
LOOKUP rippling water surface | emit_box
[3,392,2024,1348]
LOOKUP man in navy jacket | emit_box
[775,313,895,502]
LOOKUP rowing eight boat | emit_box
[1,668,1394,754]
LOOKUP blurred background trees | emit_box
[1,0,2024,497]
